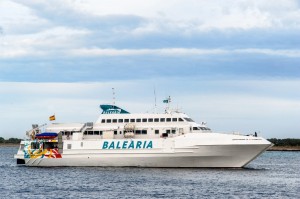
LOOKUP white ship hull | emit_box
[15,134,272,167]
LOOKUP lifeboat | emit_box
[35,132,58,139]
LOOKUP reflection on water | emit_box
[1,146,299,199]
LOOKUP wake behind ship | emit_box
[14,97,272,167]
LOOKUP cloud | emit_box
[69,47,300,58]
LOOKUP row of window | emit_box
[81,129,176,136]
[101,117,189,124]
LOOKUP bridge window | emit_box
[107,119,111,123]
[124,119,129,122]
[166,118,171,122]
[101,119,105,123]
[118,119,123,123]
[179,118,184,122]
[130,119,135,122]
[200,127,211,131]
[184,118,194,122]
[142,130,147,134]
[88,131,93,135]
[193,127,199,130]
[148,118,153,122]
[154,118,159,122]
[136,119,141,122]
[142,118,147,122]
[113,119,117,123]
[172,118,177,122]
[94,131,100,135]
[135,130,141,134]
[160,118,165,122]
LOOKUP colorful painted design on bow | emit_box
[24,141,62,159]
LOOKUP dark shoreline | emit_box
[0,143,19,147]
[267,146,300,151]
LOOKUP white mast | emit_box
[154,86,157,113]
[112,88,115,106]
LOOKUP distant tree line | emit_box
[0,137,21,144]
[268,138,300,146]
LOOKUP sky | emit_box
[0,0,300,139]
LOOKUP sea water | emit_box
[0,146,299,199]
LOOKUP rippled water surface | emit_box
[0,146,299,199]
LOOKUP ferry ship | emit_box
[14,97,272,167]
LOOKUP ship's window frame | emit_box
[135,130,141,134]
[125,119,129,123]
[142,118,147,122]
[179,118,184,122]
[88,131,93,135]
[142,130,147,134]
[130,119,135,122]
[118,119,123,123]
[136,118,141,122]
[154,118,159,122]
[100,131,103,135]
[155,129,159,134]
[193,127,199,130]
[114,131,117,135]
[172,129,176,134]
[94,131,100,135]
[84,131,87,135]
[107,119,112,123]
[166,118,171,122]
[160,118,165,122]
[166,129,171,134]
[112,119,117,123]
[148,118,153,122]
[172,118,178,122]
[44,142,56,149]
[101,119,105,123]
[31,142,40,149]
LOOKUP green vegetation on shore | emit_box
[267,138,300,147]
[0,137,21,144]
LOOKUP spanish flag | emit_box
[49,115,55,121]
